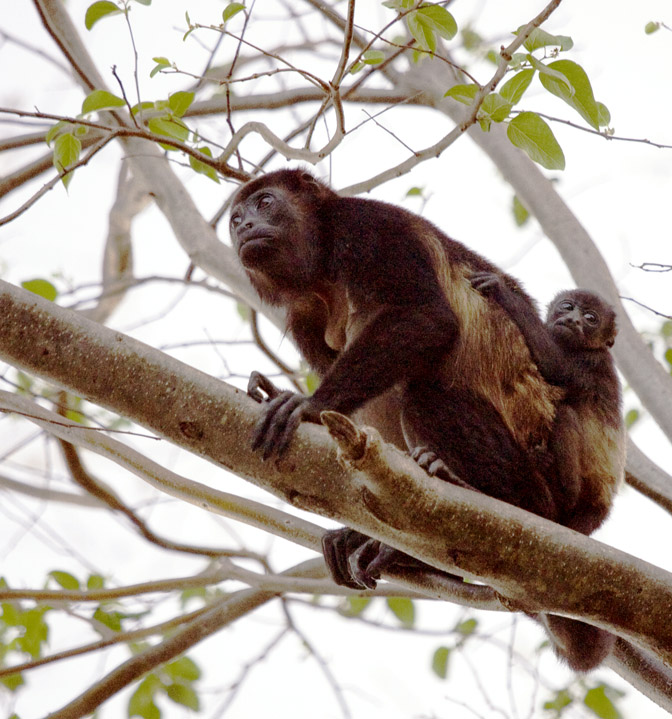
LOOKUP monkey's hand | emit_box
[411,446,478,492]
[322,528,374,589]
[323,527,433,590]
[251,388,323,460]
[470,271,504,296]
[247,371,282,403]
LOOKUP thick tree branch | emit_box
[1,280,671,671]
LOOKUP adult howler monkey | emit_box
[229,169,622,671]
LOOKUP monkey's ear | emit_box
[609,321,619,346]
[299,171,323,190]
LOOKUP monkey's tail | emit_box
[542,613,616,672]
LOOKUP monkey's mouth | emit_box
[554,321,580,334]
[239,235,275,266]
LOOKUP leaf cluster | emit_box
[446,28,611,170]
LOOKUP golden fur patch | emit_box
[423,230,562,449]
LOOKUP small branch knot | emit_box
[321,410,367,461]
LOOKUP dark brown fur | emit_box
[231,170,619,671]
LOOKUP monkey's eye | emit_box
[584,311,599,325]
[257,193,274,209]
[558,300,573,312]
[230,213,242,228]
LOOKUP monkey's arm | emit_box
[251,302,458,458]
[471,273,570,385]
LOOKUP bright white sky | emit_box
[1,1,672,718]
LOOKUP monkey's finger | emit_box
[348,539,381,590]
[322,529,364,589]
[273,403,307,458]
[247,371,282,402]
[254,394,306,459]
[251,392,297,454]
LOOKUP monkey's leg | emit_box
[327,383,556,589]
[403,382,556,517]
[547,405,582,516]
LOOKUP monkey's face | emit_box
[230,184,321,294]
[547,292,616,350]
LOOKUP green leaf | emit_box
[45,121,71,146]
[543,688,573,713]
[17,608,49,658]
[168,91,195,117]
[645,21,661,34]
[583,684,624,719]
[444,83,478,104]
[431,646,450,678]
[461,27,482,51]
[512,195,529,226]
[304,370,320,395]
[166,683,199,711]
[624,409,640,429]
[0,672,24,691]
[597,102,611,127]
[166,656,201,682]
[407,11,436,52]
[508,52,528,68]
[387,597,415,627]
[21,279,58,302]
[235,302,250,322]
[189,146,219,183]
[134,0,152,5]
[455,618,477,636]
[382,0,414,9]
[93,607,123,632]
[87,574,105,590]
[150,57,171,78]
[499,68,535,105]
[128,676,160,719]
[519,26,573,52]
[416,5,457,40]
[362,50,385,65]
[539,59,600,129]
[147,116,189,146]
[507,112,565,170]
[84,1,122,30]
[131,100,156,116]
[1,599,21,625]
[480,92,512,123]
[485,49,499,65]
[223,2,245,23]
[342,596,372,616]
[15,371,34,394]
[527,55,574,95]
[52,133,82,188]
[81,89,125,115]
[49,570,80,590]
[407,5,457,53]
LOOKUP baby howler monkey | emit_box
[471,276,625,672]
